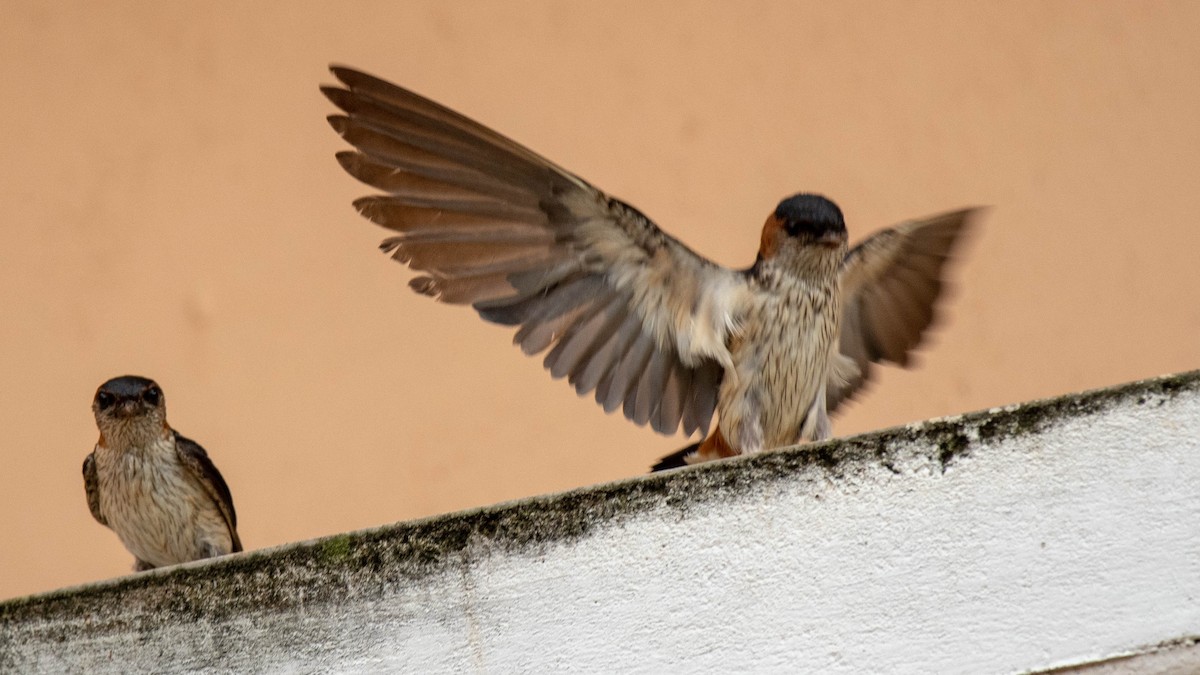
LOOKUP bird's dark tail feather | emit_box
[651,441,701,472]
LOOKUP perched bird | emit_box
[83,376,241,571]
[322,66,979,471]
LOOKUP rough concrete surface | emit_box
[1036,636,1200,675]
[2,371,1199,673]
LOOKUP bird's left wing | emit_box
[174,432,243,553]
[828,208,981,413]
[322,67,753,436]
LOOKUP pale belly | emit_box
[719,290,839,453]
[97,447,232,568]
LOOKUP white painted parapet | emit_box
[3,371,1199,673]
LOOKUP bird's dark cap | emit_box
[774,193,844,228]
[96,375,159,399]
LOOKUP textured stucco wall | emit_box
[2,371,1199,674]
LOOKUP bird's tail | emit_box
[650,441,701,472]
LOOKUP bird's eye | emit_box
[95,391,115,410]
[143,387,161,406]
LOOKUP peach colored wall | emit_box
[1,2,1197,601]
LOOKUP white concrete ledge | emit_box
[3,371,1199,674]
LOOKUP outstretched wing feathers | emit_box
[828,208,979,413]
[545,289,626,378]
[328,67,572,175]
[324,80,571,197]
[327,66,975,438]
[325,66,747,436]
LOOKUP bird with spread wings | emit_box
[322,66,979,470]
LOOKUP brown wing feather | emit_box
[828,208,982,413]
[82,452,107,527]
[174,432,242,553]
[324,66,753,436]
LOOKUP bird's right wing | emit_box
[828,208,980,412]
[82,452,107,527]
[323,66,755,437]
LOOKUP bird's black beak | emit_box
[116,399,140,417]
